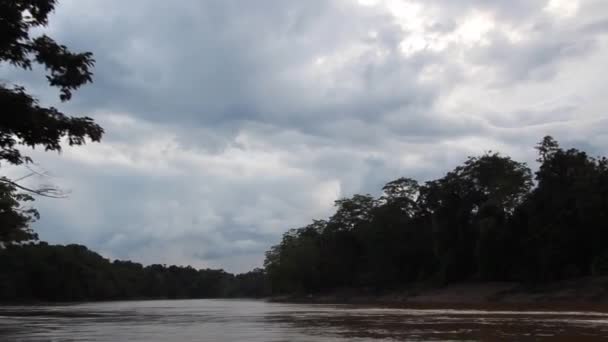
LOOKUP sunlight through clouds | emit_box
[357,0,498,55]
[545,0,580,18]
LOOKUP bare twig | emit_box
[0,177,68,198]
[13,172,35,182]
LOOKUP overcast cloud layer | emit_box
[2,0,608,272]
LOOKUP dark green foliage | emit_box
[515,144,608,281]
[0,0,96,101]
[0,181,39,242]
[264,137,608,294]
[0,0,103,243]
[592,251,608,276]
[0,243,269,301]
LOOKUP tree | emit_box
[328,194,377,231]
[416,153,533,282]
[517,138,608,281]
[264,226,323,294]
[381,177,419,215]
[0,182,38,242]
[535,136,560,162]
[0,0,103,243]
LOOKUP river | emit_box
[1,299,607,341]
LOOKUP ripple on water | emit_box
[1,300,607,341]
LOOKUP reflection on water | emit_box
[0,300,607,341]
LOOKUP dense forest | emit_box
[1,136,607,301]
[264,137,608,295]
[0,243,269,301]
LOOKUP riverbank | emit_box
[271,277,608,311]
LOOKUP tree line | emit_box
[264,137,608,295]
[3,2,608,302]
[2,136,605,301]
[0,242,269,301]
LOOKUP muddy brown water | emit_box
[1,299,607,341]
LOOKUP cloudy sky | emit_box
[2,0,608,272]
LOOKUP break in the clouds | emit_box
[2,0,607,272]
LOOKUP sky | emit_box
[2,0,608,273]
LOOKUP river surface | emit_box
[1,299,608,341]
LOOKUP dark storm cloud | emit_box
[42,0,462,147]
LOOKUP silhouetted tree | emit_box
[0,0,103,242]
[516,138,608,281]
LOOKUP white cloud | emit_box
[545,0,580,18]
